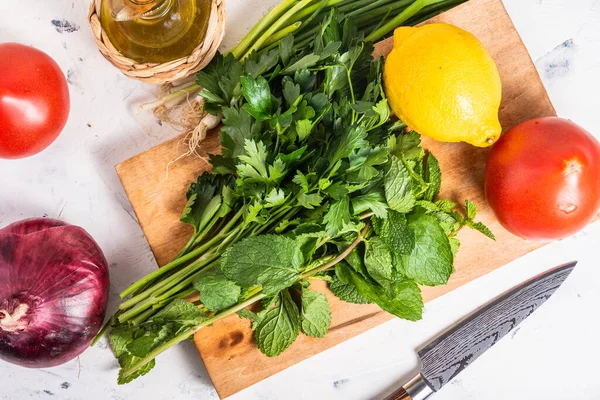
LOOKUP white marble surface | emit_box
[1,0,599,399]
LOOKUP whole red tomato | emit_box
[0,43,70,159]
[485,117,600,241]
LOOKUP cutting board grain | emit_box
[115,0,556,397]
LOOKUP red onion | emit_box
[0,218,109,368]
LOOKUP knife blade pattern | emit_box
[418,262,576,392]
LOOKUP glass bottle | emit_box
[100,0,212,64]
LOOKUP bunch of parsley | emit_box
[105,10,493,383]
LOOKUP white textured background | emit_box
[1,0,599,399]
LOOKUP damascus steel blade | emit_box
[418,261,577,392]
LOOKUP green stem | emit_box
[230,0,298,59]
[346,0,397,17]
[202,206,245,243]
[139,84,202,111]
[120,214,239,301]
[118,262,211,324]
[354,1,412,28]
[120,292,268,379]
[174,233,198,260]
[300,223,369,279]
[130,308,156,326]
[119,251,219,314]
[365,0,444,42]
[91,313,119,346]
[120,223,369,378]
[262,22,302,49]
[286,0,343,24]
[241,0,314,60]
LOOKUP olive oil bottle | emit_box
[100,0,211,64]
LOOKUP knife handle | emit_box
[382,387,411,400]
[381,374,433,400]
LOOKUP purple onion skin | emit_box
[0,218,109,368]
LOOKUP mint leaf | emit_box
[388,131,424,160]
[336,264,422,321]
[194,269,241,313]
[117,355,155,385]
[323,195,351,237]
[423,153,442,201]
[221,235,303,295]
[300,289,331,338]
[372,210,415,256]
[237,308,260,323]
[109,325,156,385]
[364,237,393,285]
[465,200,477,221]
[435,199,456,213]
[449,237,461,258]
[152,299,208,325]
[385,155,415,213]
[466,221,496,241]
[254,290,300,357]
[109,325,134,359]
[126,325,171,358]
[329,274,372,304]
[399,214,453,286]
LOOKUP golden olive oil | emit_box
[100,0,211,64]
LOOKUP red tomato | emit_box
[0,43,70,159]
[485,117,600,241]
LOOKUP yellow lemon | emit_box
[384,23,502,147]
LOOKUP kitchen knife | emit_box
[382,261,577,400]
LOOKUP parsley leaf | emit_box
[241,75,274,121]
[298,192,323,209]
[181,173,235,234]
[323,195,352,237]
[351,191,388,218]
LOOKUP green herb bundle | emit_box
[104,7,492,384]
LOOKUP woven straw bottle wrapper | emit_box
[88,0,225,84]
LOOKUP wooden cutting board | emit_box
[115,0,556,397]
